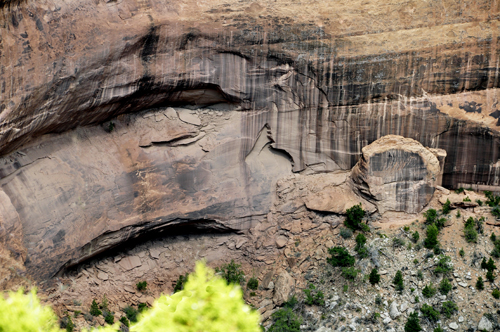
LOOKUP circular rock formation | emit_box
[351,135,446,214]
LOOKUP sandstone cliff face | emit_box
[351,135,446,214]
[0,0,500,283]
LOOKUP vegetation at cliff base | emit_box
[215,259,245,285]
[0,262,260,332]
[327,246,355,267]
[344,204,368,232]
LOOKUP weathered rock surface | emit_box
[351,135,446,214]
[478,316,494,331]
[1,0,500,285]
[273,270,294,304]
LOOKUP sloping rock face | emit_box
[351,135,446,214]
[0,0,500,283]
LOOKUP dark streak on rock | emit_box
[35,18,43,31]
[459,101,482,113]
[140,26,159,63]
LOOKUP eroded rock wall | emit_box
[1,0,500,285]
[351,135,446,214]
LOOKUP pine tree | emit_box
[369,268,380,285]
[404,312,422,332]
[439,278,452,295]
[90,299,102,316]
[393,270,404,292]
[487,258,497,271]
[476,277,484,290]
[424,224,439,249]
[481,257,488,270]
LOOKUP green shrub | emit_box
[303,284,325,306]
[138,303,148,313]
[492,233,497,243]
[492,240,500,258]
[485,190,500,206]
[404,225,410,232]
[482,257,488,269]
[369,268,380,285]
[441,301,458,318]
[268,308,301,332]
[420,304,440,321]
[119,316,130,327]
[463,196,471,202]
[434,325,444,332]
[487,258,497,271]
[413,259,419,265]
[393,270,404,292]
[476,199,484,206]
[284,295,298,309]
[422,283,437,298]
[476,217,484,234]
[492,289,500,299]
[0,289,76,332]
[355,245,369,259]
[61,314,74,332]
[456,210,461,218]
[136,281,147,291]
[464,218,478,243]
[424,209,438,224]
[415,296,419,303]
[476,276,485,290]
[215,259,245,285]
[492,206,500,218]
[130,261,261,332]
[464,226,478,243]
[104,312,114,324]
[412,231,420,243]
[435,255,453,275]
[355,233,366,246]
[455,187,465,194]
[417,270,423,280]
[340,227,353,239]
[404,312,422,332]
[442,199,451,214]
[100,295,109,314]
[327,247,355,267]
[459,248,465,257]
[354,233,369,258]
[173,273,189,293]
[393,237,405,248]
[123,306,138,323]
[433,244,443,255]
[344,204,366,231]
[375,295,382,305]
[342,267,359,281]
[343,284,348,292]
[90,299,102,316]
[487,270,495,282]
[424,224,439,249]
[439,278,452,295]
[247,277,259,290]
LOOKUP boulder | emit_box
[478,316,493,331]
[389,301,401,319]
[351,135,446,214]
[273,270,295,304]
